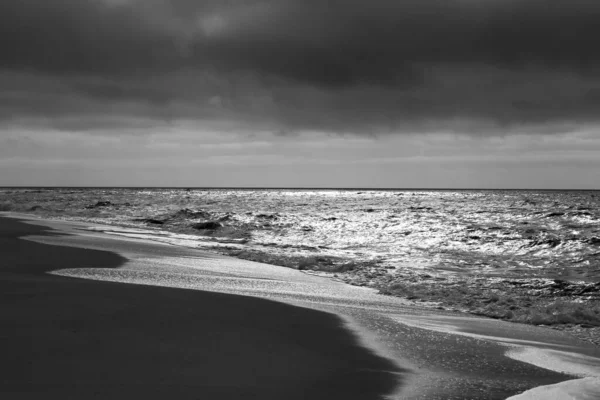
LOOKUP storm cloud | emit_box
[2,0,600,133]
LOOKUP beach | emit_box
[0,215,402,399]
[4,0,600,397]
[2,214,600,399]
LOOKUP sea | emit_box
[1,188,599,282]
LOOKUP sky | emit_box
[1,0,599,188]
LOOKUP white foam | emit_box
[507,348,600,378]
[506,377,600,400]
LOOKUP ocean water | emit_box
[1,188,599,281]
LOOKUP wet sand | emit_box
[0,216,402,399]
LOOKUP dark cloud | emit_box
[2,0,600,132]
[3,1,600,81]
[0,0,182,76]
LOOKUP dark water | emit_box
[2,188,599,281]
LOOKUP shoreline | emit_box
[0,215,403,399]
[4,213,600,398]
[9,210,600,348]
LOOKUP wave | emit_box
[2,188,599,281]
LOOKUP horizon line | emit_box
[1,186,599,192]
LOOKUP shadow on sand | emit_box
[0,216,405,399]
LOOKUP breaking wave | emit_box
[1,188,599,281]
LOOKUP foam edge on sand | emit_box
[505,348,600,400]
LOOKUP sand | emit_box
[0,216,402,399]
[4,214,600,399]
